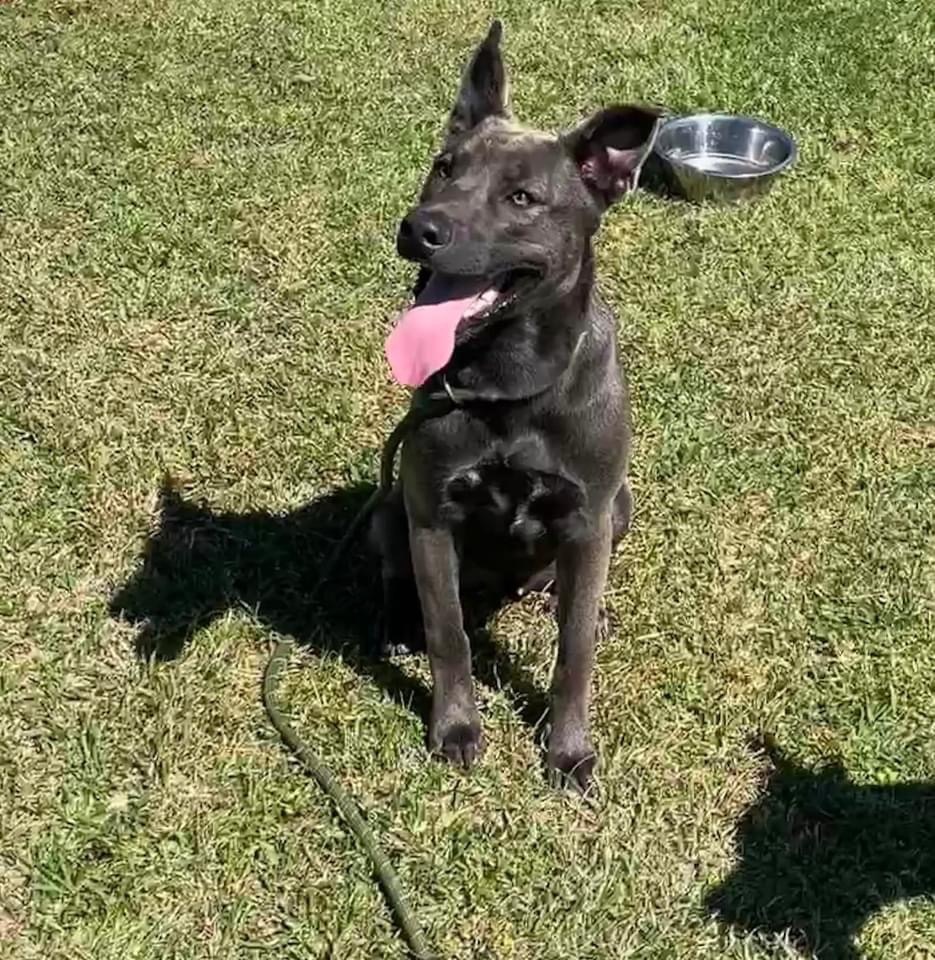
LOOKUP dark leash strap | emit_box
[263,390,457,960]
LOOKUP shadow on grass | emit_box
[109,477,549,735]
[706,736,935,960]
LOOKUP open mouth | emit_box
[384,267,539,388]
[417,267,537,320]
[489,266,539,312]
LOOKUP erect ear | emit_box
[564,105,662,206]
[447,21,510,138]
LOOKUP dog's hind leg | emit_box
[369,490,425,656]
[520,476,630,601]
[612,478,632,544]
[514,563,556,598]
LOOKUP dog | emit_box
[706,736,935,959]
[370,21,661,792]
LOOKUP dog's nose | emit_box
[398,210,452,258]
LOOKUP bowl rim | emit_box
[653,112,797,180]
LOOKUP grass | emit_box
[2,0,935,957]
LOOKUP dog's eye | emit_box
[434,155,453,179]
[508,189,536,207]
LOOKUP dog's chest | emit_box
[439,454,589,557]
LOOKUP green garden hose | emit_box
[262,394,455,960]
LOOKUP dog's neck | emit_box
[423,245,597,405]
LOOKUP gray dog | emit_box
[372,21,660,792]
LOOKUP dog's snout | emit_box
[419,218,449,249]
[398,209,452,260]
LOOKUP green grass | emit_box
[3,0,935,957]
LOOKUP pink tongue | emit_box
[385,274,497,387]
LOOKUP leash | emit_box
[262,391,457,960]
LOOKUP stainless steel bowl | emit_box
[652,113,796,203]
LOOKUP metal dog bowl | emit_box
[653,113,796,203]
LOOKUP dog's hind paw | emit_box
[377,608,426,658]
[380,634,424,658]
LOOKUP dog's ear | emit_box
[564,105,661,206]
[447,21,510,138]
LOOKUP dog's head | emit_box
[397,21,660,315]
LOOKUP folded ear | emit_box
[447,21,510,138]
[564,105,662,206]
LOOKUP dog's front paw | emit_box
[547,727,597,795]
[429,699,484,769]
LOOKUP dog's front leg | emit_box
[548,512,613,793]
[409,523,483,767]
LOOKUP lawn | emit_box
[2,0,935,958]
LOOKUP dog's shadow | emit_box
[110,478,549,733]
[706,736,935,960]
